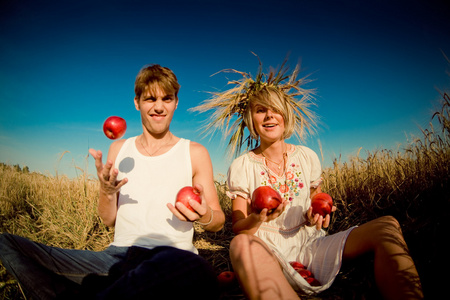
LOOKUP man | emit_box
[0,64,225,299]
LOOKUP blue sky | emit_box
[1,0,449,179]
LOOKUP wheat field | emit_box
[1,93,449,299]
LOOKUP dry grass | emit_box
[1,93,449,299]
[0,165,114,251]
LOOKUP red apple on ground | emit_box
[251,186,283,214]
[175,186,202,212]
[311,192,333,217]
[217,271,237,288]
[103,116,127,140]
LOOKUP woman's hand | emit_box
[251,200,290,223]
[306,205,337,230]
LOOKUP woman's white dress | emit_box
[227,145,356,294]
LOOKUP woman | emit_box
[192,58,423,300]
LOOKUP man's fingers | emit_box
[107,168,118,183]
[101,160,114,180]
[89,149,107,177]
[189,199,206,216]
[175,202,197,221]
[167,203,188,221]
[116,178,128,189]
[88,149,97,158]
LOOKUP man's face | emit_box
[134,84,178,136]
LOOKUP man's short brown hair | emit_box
[134,64,181,99]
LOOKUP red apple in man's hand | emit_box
[175,186,202,212]
[311,192,333,217]
[251,186,283,214]
[103,116,127,140]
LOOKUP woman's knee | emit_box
[230,234,262,251]
[376,215,401,227]
[230,234,249,248]
[344,216,404,258]
[371,216,403,238]
[230,234,274,262]
[229,234,249,260]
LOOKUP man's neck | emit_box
[139,131,179,157]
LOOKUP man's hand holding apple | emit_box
[168,184,211,223]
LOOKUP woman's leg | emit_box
[343,216,423,300]
[229,234,300,300]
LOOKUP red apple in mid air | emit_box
[103,116,127,140]
[175,186,202,212]
[311,192,333,217]
[251,186,283,214]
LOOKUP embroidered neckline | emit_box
[249,145,298,179]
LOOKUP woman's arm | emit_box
[232,194,289,235]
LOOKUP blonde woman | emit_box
[192,57,423,300]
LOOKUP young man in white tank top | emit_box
[0,64,225,299]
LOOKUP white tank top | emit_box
[111,136,197,253]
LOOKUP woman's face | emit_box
[251,103,285,143]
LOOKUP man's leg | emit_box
[97,246,219,300]
[0,233,126,299]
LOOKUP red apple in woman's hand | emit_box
[251,186,282,214]
[311,192,333,216]
[175,186,201,212]
[103,116,127,140]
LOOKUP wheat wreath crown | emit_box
[190,54,318,157]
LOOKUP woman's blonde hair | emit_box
[244,86,296,140]
[191,54,318,157]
